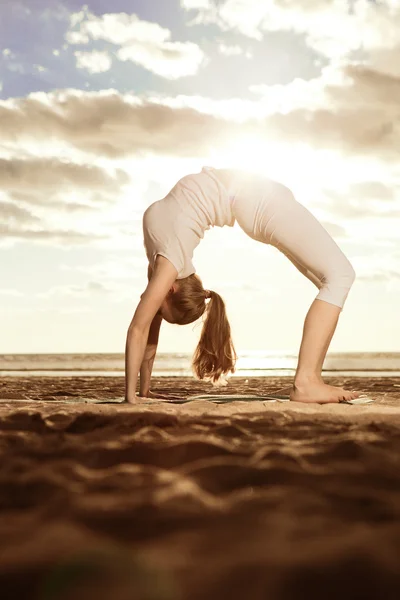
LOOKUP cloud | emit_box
[66,11,206,79]
[0,70,398,245]
[346,181,397,202]
[38,280,113,299]
[0,201,40,224]
[181,0,400,64]
[74,50,112,74]
[0,60,399,165]
[0,288,24,297]
[0,61,399,231]
[117,40,205,80]
[33,278,144,307]
[357,270,400,282]
[370,44,400,78]
[254,64,400,161]
[0,89,242,158]
[60,257,146,281]
[352,251,400,283]
[0,156,129,236]
[218,43,242,56]
[216,280,278,294]
[0,223,106,245]
[218,43,252,58]
[324,182,400,220]
[10,193,102,213]
[0,157,128,194]
[182,0,211,8]
[0,149,153,251]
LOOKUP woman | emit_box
[125,166,359,404]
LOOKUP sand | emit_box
[1,375,400,600]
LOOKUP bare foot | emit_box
[290,382,361,404]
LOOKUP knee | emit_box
[324,259,356,291]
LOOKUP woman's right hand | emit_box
[137,390,181,401]
[125,256,178,403]
[124,391,156,403]
[138,390,155,399]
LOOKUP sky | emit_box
[1,0,400,355]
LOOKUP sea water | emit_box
[1,352,400,377]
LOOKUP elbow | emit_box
[127,322,141,336]
[127,321,148,339]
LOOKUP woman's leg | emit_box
[266,197,358,403]
[277,251,358,402]
[290,299,359,403]
[233,178,358,403]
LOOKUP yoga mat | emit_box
[189,394,284,403]
[189,394,374,405]
[81,395,374,405]
[276,397,374,405]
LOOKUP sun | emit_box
[210,135,277,174]
[208,134,361,198]
[208,134,314,186]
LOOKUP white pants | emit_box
[229,173,356,309]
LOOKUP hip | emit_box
[229,172,296,243]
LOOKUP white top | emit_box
[143,167,235,279]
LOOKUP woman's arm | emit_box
[125,256,177,403]
[139,265,163,397]
[139,312,162,397]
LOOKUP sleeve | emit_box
[143,207,187,277]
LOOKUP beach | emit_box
[1,375,400,600]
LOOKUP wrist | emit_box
[125,394,137,403]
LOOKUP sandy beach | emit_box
[1,375,400,600]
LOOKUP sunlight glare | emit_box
[209,135,385,198]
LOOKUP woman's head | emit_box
[161,274,237,382]
[160,274,206,325]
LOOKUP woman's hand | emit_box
[125,256,177,403]
[139,390,157,399]
[129,390,180,401]
[140,390,175,400]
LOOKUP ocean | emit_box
[1,352,400,378]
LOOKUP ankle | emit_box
[294,373,323,388]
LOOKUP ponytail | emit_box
[192,290,237,382]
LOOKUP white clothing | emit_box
[142,167,355,308]
[143,166,234,279]
[229,172,355,309]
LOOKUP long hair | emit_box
[170,274,237,382]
